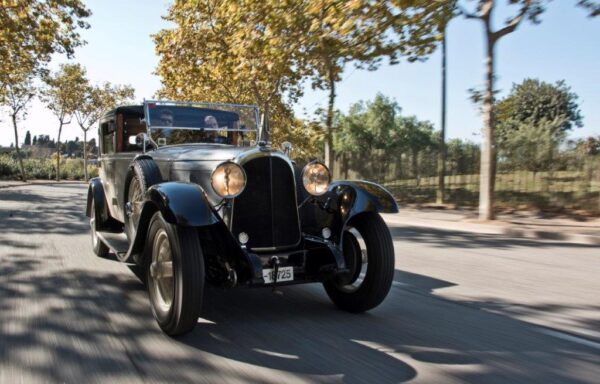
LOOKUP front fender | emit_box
[328,180,398,241]
[146,182,220,227]
[127,181,220,264]
[331,180,399,217]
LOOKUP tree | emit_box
[1,0,90,181]
[154,0,308,152]
[303,1,453,170]
[2,72,36,181]
[24,130,31,146]
[335,94,436,182]
[460,0,597,220]
[495,78,582,172]
[42,64,88,181]
[496,79,582,137]
[437,26,449,204]
[74,82,135,179]
[397,115,436,182]
[154,1,453,163]
[32,135,37,146]
[336,94,403,181]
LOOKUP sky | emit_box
[1,0,598,147]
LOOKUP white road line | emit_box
[539,329,600,351]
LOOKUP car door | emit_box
[98,119,121,221]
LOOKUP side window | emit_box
[123,117,146,152]
[101,121,116,154]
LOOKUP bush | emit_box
[0,154,97,180]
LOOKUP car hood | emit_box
[149,144,250,162]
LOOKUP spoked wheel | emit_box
[144,211,204,336]
[126,175,144,239]
[324,212,395,312]
[90,197,109,257]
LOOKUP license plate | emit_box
[263,266,294,284]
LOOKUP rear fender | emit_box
[86,178,107,230]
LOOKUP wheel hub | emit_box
[150,229,174,311]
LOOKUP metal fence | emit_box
[334,152,600,214]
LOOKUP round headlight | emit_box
[302,161,330,196]
[211,161,246,198]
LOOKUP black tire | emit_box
[144,211,204,336]
[90,197,109,258]
[125,158,162,240]
[323,212,395,313]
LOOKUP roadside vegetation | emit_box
[0,154,98,181]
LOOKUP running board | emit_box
[97,231,129,259]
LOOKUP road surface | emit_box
[0,184,598,383]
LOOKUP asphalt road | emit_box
[0,183,598,383]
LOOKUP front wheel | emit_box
[144,211,205,336]
[323,212,395,313]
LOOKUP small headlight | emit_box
[211,161,246,198]
[302,161,330,196]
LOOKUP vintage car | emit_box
[86,100,398,336]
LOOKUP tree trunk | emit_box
[11,114,27,182]
[324,67,336,172]
[437,31,448,204]
[83,129,89,180]
[412,149,419,186]
[479,35,496,220]
[56,123,63,181]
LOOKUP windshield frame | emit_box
[143,100,261,147]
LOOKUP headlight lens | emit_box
[302,161,330,196]
[211,161,246,198]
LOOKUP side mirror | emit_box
[281,141,293,156]
[135,132,148,147]
[129,133,151,151]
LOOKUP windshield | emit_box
[144,100,259,147]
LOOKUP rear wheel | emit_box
[144,211,204,336]
[90,197,109,258]
[323,212,395,312]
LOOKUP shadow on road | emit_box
[1,253,596,382]
[0,185,88,235]
[1,184,597,383]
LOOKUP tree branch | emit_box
[458,4,481,19]
[493,2,532,41]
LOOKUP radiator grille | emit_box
[231,156,300,250]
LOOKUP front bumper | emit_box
[243,235,349,287]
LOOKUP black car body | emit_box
[86,100,398,335]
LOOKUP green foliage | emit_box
[0,0,90,98]
[154,0,453,161]
[42,63,88,122]
[334,93,436,180]
[495,78,583,172]
[0,155,97,180]
[496,79,582,138]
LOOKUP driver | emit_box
[157,109,174,141]
[204,115,220,142]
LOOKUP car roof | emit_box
[102,105,144,120]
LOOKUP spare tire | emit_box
[124,158,162,240]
